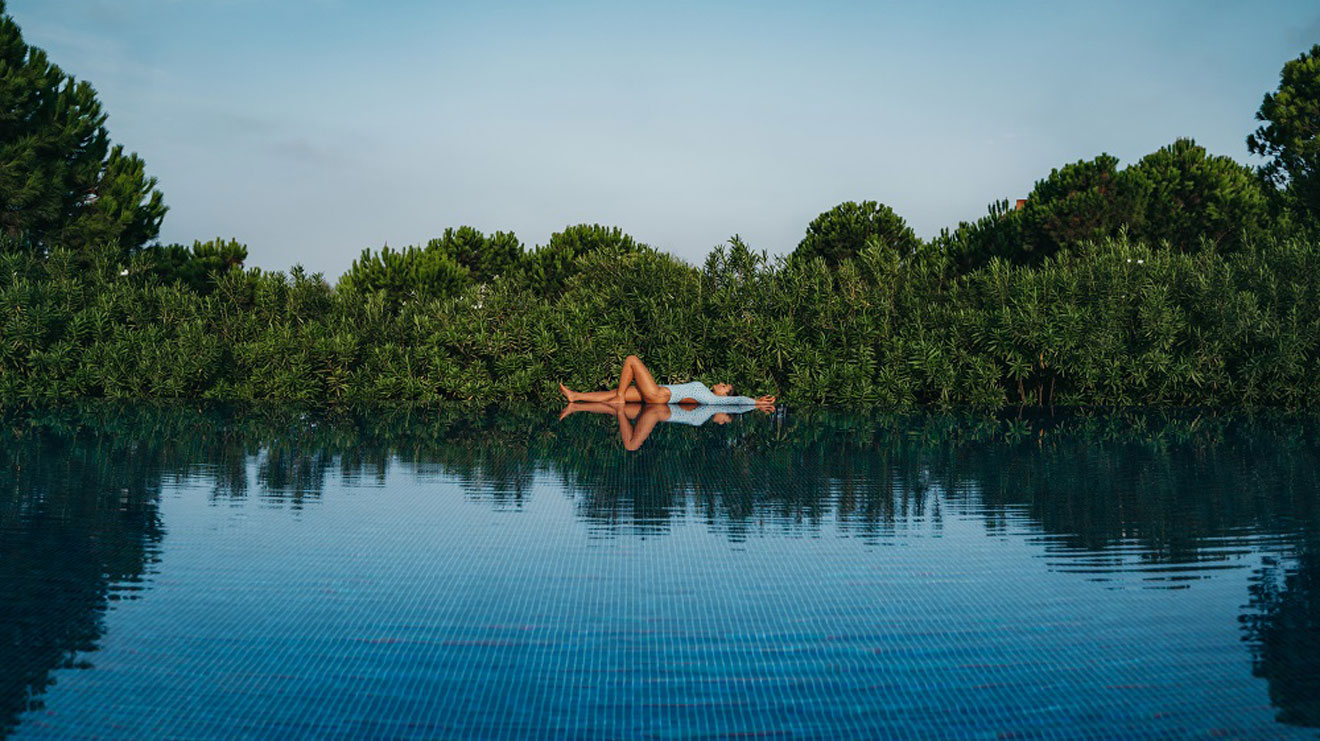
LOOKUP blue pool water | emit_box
[2,405,1318,738]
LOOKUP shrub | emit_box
[3,231,1320,408]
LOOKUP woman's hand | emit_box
[755,395,776,412]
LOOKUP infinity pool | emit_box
[2,405,1317,738]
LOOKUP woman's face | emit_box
[712,383,733,396]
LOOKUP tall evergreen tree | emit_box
[1021,154,1129,256]
[0,1,165,257]
[945,142,1269,274]
[1124,138,1267,251]
[1248,44,1320,227]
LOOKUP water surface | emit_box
[2,405,1318,738]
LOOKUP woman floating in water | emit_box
[558,355,776,408]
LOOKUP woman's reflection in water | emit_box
[559,401,771,450]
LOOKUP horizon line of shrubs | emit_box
[3,226,1319,408]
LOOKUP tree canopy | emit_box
[0,1,166,257]
[338,238,473,307]
[1124,138,1267,251]
[525,224,646,296]
[337,223,651,305]
[794,201,922,267]
[1248,44,1320,226]
[1020,154,1127,256]
[429,226,523,284]
[942,140,1268,273]
[134,238,249,294]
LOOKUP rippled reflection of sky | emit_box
[11,0,1319,276]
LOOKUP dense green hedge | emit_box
[3,232,1318,407]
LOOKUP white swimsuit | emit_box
[663,404,757,426]
[660,381,757,406]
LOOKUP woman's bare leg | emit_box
[560,383,643,403]
[570,388,645,403]
[559,356,669,404]
[558,400,670,451]
[617,404,669,451]
[561,400,640,418]
[614,355,670,404]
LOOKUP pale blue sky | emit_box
[10,0,1319,276]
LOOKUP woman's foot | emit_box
[558,382,577,402]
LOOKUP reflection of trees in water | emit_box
[546,410,1320,558]
[937,420,1320,565]
[0,412,164,737]
[11,403,1320,548]
[1242,544,1320,729]
[546,413,941,540]
[18,404,1317,557]
[3,404,1319,732]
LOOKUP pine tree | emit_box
[1123,138,1267,251]
[1248,44,1320,227]
[793,201,922,267]
[526,224,644,296]
[338,242,471,307]
[0,1,166,258]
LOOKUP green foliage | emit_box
[525,224,645,297]
[133,238,247,294]
[794,200,922,267]
[1123,138,1267,251]
[0,20,1315,410]
[939,154,1128,273]
[1021,154,1128,258]
[949,142,1269,272]
[338,241,471,308]
[1249,44,1320,225]
[5,228,1320,408]
[337,227,531,307]
[0,3,165,257]
[426,226,524,284]
[934,199,1027,275]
